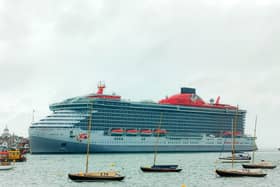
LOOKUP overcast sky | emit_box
[0,0,279,149]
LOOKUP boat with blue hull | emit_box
[29,83,256,154]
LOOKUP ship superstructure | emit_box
[29,83,256,153]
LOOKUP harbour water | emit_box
[2,151,280,187]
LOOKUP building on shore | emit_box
[0,125,29,152]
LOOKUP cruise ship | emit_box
[29,83,256,153]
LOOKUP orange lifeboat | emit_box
[140,129,152,136]
[79,133,88,139]
[111,128,124,136]
[126,129,138,136]
[153,129,167,136]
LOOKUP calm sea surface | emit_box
[1,151,280,187]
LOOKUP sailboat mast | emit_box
[231,119,234,168]
[153,113,163,166]
[232,106,239,168]
[85,103,93,173]
[252,115,257,164]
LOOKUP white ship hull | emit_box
[29,127,256,153]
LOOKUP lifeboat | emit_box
[79,133,88,139]
[111,128,124,136]
[140,129,152,136]
[153,129,167,136]
[223,131,241,137]
[126,129,138,136]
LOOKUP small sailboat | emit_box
[242,116,277,169]
[140,113,182,172]
[215,111,266,177]
[140,164,181,172]
[216,168,266,177]
[68,104,125,182]
[68,171,125,181]
[242,160,277,169]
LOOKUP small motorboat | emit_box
[140,165,182,172]
[0,161,14,170]
[242,160,277,169]
[215,168,267,177]
[0,165,14,170]
[68,171,125,182]
[219,153,251,161]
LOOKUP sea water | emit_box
[1,151,280,187]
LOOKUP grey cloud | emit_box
[0,63,34,91]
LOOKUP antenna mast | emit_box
[96,81,106,94]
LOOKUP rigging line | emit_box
[252,115,257,164]
[231,105,239,168]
